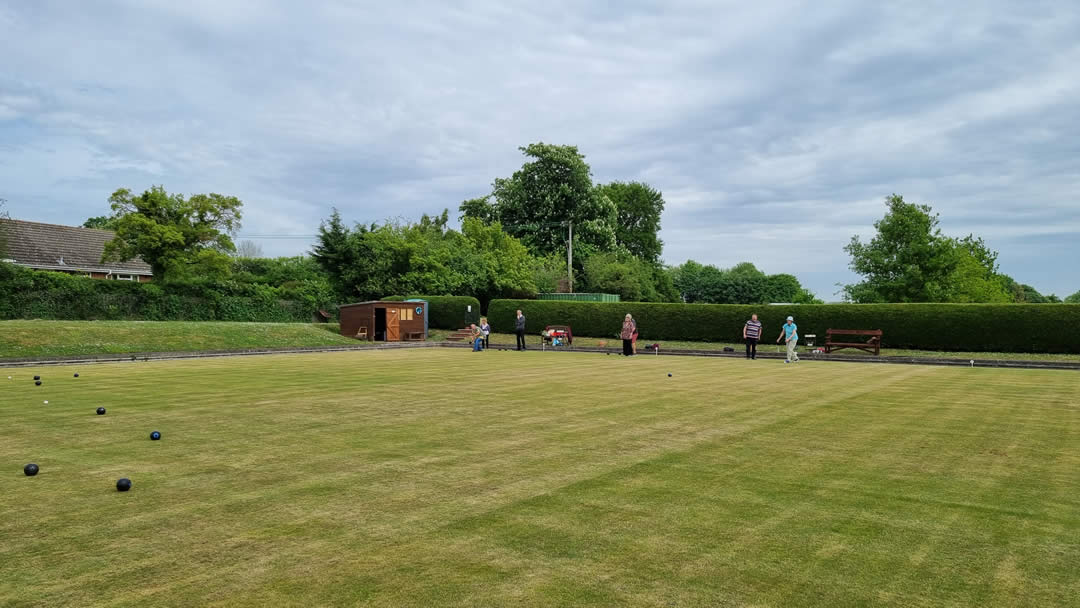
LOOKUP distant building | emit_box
[0,219,153,282]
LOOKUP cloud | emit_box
[0,0,1078,297]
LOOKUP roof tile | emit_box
[1,219,153,274]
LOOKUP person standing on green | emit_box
[743,313,762,359]
[776,315,800,363]
[514,310,527,351]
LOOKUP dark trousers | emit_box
[622,339,633,356]
[516,330,526,350]
[745,338,758,359]
[483,335,489,349]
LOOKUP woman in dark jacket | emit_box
[514,310,527,351]
[620,314,636,356]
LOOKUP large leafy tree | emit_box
[1066,291,1080,303]
[102,186,242,281]
[844,195,1020,303]
[595,181,665,262]
[460,143,617,258]
[844,195,967,302]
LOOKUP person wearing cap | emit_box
[776,316,800,363]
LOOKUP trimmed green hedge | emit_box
[381,295,481,329]
[488,299,1080,353]
[0,263,314,322]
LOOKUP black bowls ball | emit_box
[96,407,106,415]
[33,375,40,380]
[116,478,132,492]
[24,463,39,477]
[35,381,41,386]
[74,373,79,378]
[150,431,161,441]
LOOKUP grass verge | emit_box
[471,331,1080,362]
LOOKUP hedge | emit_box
[0,263,315,322]
[380,295,481,329]
[487,299,1080,353]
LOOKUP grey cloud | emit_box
[0,0,1077,297]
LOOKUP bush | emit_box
[487,299,1080,353]
[0,263,315,322]
[380,294,481,329]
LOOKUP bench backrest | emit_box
[826,329,882,336]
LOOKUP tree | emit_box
[83,216,119,230]
[668,260,817,304]
[460,218,538,303]
[235,240,264,258]
[102,186,242,281]
[581,252,678,302]
[460,143,617,258]
[312,209,537,305]
[458,196,497,224]
[531,254,569,294]
[1066,291,1080,303]
[844,195,966,302]
[670,260,725,303]
[595,181,665,262]
[942,236,1011,303]
[311,209,373,300]
[727,262,766,279]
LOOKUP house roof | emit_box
[0,219,153,275]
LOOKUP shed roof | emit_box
[339,300,423,308]
[1,219,153,275]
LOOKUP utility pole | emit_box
[567,221,573,293]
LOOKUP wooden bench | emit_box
[825,329,882,355]
[404,331,425,341]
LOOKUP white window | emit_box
[113,274,134,281]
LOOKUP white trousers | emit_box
[786,339,799,361]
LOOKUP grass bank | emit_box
[0,320,355,359]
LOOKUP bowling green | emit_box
[2,349,1078,607]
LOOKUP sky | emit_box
[1,0,1078,299]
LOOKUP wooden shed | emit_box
[339,301,427,342]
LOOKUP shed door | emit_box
[386,308,400,341]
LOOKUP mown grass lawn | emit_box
[2,349,1078,607]
[0,320,355,358]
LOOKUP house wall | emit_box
[24,266,151,282]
